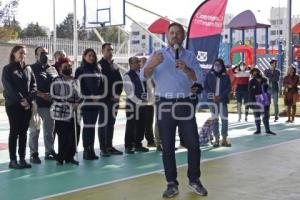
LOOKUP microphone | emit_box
[174,44,179,68]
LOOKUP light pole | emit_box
[286,0,292,66]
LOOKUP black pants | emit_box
[124,102,146,148]
[253,105,270,132]
[82,106,99,151]
[55,119,80,162]
[98,100,119,150]
[6,104,32,160]
[144,105,155,144]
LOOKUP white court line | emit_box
[35,138,300,200]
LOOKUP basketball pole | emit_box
[73,0,78,69]
[53,0,57,56]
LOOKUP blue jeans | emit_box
[209,103,228,138]
[156,98,201,183]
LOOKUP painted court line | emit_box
[36,138,300,200]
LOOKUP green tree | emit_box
[57,13,86,40]
[88,26,126,43]
[20,22,47,38]
[0,17,21,39]
[0,0,19,25]
[0,0,19,40]
[0,26,17,39]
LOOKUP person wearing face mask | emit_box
[2,45,37,169]
[249,68,276,135]
[232,62,251,121]
[50,58,81,165]
[75,48,103,160]
[263,59,280,122]
[204,58,232,148]
[141,22,206,198]
[29,46,58,164]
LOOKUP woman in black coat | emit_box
[248,68,276,135]
[75,48,103,160]
[1,45,37,169]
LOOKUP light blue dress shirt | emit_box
[140,47,202,99]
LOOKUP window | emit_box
[270,40,276,46]
[131,40,140,44]
[131,31,140,36]
[224,34,228,39]
[142,35,146,39]
[270,20,276,25]
[279,30,283,35]
[270,30,277,35]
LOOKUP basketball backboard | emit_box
[84,0,125,28]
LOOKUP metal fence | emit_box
[10,37,129,59]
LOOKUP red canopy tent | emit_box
[148,18,170,34]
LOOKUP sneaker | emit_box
[9,160,21,169]
[266,131,276,136]
[274,116,279,122]
[125,147,135,154]
[106,147,123,155]
[19,159,32,169]
[188,180,208,196]
[162,182,179,198]
[100,149,111,157]
[45,151,57,160]
[135,146,149,152]
[30,153,41,164]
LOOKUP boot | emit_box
[90,148,99,160]
[83,148,93,160]
[9,160,21,169]
[19,159,32,169]
[221,137,232,147]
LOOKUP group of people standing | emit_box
[2,21,299,198]
[1,42,158,169]
[231,59,299,128]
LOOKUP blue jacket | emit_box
[204,71,231,104]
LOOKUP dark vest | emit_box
[126,70,145,101]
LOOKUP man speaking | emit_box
[141,22,207,198]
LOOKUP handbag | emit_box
[255,85,271,106]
